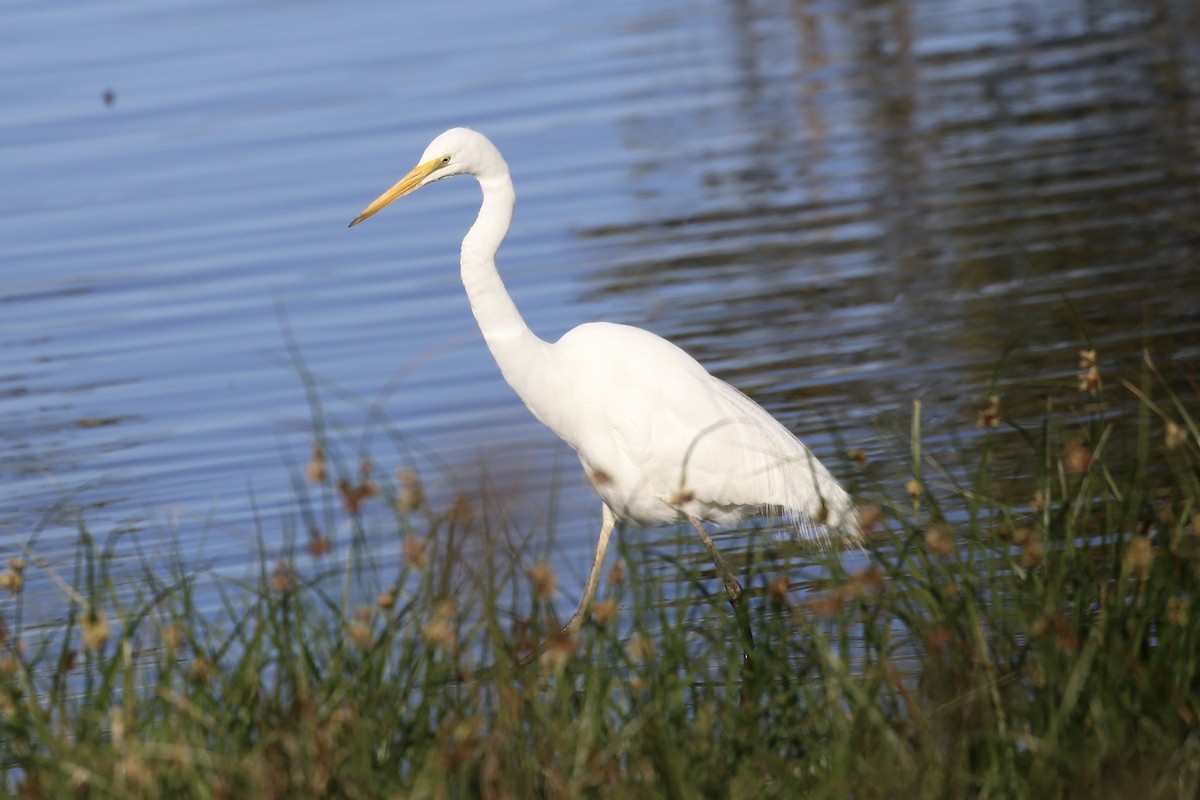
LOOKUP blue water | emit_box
[3,0,1199,620]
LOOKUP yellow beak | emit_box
[348,158,442,227]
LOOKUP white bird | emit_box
[350,128,860,641]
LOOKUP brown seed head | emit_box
[848,565,886,595]
[307,530,332,557]
[608,559,626,587]
[1077,366,1100,395]
[394,468,425,512]
[1063,437,1092,474]
[1020,538,1046,569]
[447,493,474,526]
[0,569,23,596]
[976,395,1001,429]
[423,617,455,653]
[856,505,883,534]
[806,592,843,618]
[423,600,457,654]
[1031,613,1077,654]
[305,446,327,484]
[1076,351,1100,395]
[924,521,955,557]
[541,632,576,673]
[923,625,956,657]
[188,656,211,687]
[627,632,656,662]
[338,478,377,516]
[590,598,618,627]
[1124,536,1154,579]
[376,588,397,611]
[80,610,110,651]
[160,625,182,657]
[347,620,374,650]
[525,561,558,601]
[1165,421,1188,450]
[269,561,293,594]
[767,573,791,606]
[403,536,429,570]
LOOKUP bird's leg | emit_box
[686,514,743,605]
[562,502,616,635]
[687,514,755,656]
[516,504,615,669]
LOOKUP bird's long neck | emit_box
[461,171,556,424]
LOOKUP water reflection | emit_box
[581,0,1200,470]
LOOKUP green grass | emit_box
[0,349,1198,799]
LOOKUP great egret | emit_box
[350,127,860,640]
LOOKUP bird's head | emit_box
[349,127,501,227]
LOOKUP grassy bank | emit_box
[1,348,1197,799]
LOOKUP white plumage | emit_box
[351,127,859,638]
[542,321,854,532]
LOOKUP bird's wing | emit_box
[555,323,855,536]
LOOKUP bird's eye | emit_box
[440,155,452,166]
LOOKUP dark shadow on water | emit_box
[577,0,1200,486]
